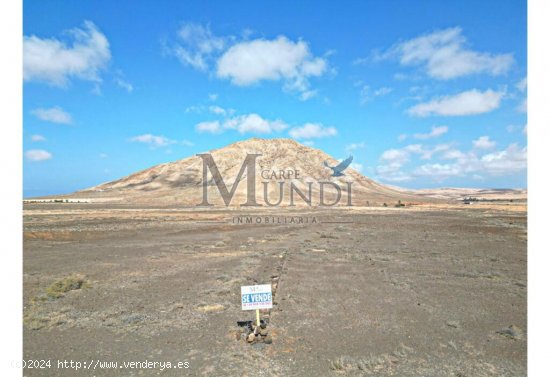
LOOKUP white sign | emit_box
[241,284,273,310]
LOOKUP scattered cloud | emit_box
[99,153,108,158]
[379,27,514,80]
[31,107,73,124]
[216,36,328,98]
[480,144,527,175]
[185,105,204,113]
[130,134,176,148]
[515,77,527,112]
[289,123,337,139]
[413,125,448,140]
[299,89,318,101]
[24,21,111,86]
[345,142,366,152]
[209,105,234,116]
[196,121,222,134]
[181,140,194,147]
[25,149,52,161]
[30,134,46,142]
[472,136,496,149]
[374,87,393,96]
[168,24,329,100]
[408,89,504,117]
[224,114,288,134]
[208,93,219,101]
[195,113,288,135]
[376,139,526,183]
[516,77,527,92]
[352,57,369,66]
[114,75,133,93]
[517,98,527,113]
[359,85,392,105]
[169,23,225,71]
[376,143,454,182]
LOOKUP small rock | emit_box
[446,320,460,328]
[496,325,524,340]
[247,333,256,343]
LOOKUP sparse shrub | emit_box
[46,273,87,299]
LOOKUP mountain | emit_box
[68,138,432,207]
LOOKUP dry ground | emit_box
[23,203,527,376]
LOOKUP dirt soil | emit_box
[23,204,527,376]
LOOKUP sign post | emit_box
[241,284,273,326]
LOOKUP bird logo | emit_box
[323,156,353,177]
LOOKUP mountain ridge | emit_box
[58,138,436,206]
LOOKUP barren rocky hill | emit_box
[69,138,431,207]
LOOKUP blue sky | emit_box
[23,0,527,197]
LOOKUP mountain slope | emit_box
[71,138,432,206]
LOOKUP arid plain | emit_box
[23,202,526,376]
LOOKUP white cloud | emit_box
[169,24,328,99]
[196,121,222,134]
[196,114,288,135]
[359,85,392,104]
[181,140,194,147]
[31,134,46,142]
[376,143,454,181]
[224,114,288,134]
[24,21,111,86]
[398,134,407,142]
[114,77,133,92]
[442,149,466,160]
[517,98,527,113]
[380,27,514,80]
[374,87,393,96]
[299,89,318,101]
[208,105,226,115]
[25,149,52,161]
[170,23,225,71]
[288,123,337,139]
[472,136,496,149]
[516,77,527,92]
[31,107,73,124]
[99,153,108,158]
[377,141,526,183]
[345,142,365,152]
[130,134,176,148]
[185,105,204,113]
[216,36,327,97]
[413,125,448,140]
[208,93,219,101]
[413,163,463,180]
[408,89,504,117]
[481,143,527,175]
